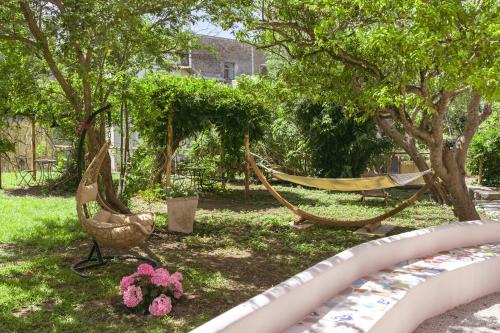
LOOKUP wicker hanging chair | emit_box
[71,105,157,276]
[76,142,155,248]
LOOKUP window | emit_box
[223,62,235,81]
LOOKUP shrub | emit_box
[292,99,392,178]
[468,110,500,186]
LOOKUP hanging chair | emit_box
[76,142,155,248]
[71,105,157,276]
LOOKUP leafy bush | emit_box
[124,145,160,201]
[468,110,500,186]
[129,74,268,188]
[292,99,392,178]
[162,180,198,198]
[0,136,14,156]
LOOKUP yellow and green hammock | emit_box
[245,141,436,228]
[268,169,432,192]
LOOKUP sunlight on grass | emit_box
[0,183,458,332]
[0,193,83,248]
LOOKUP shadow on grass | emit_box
[7,217,84,251]
[199,187,362,212]
[3,186,74,198]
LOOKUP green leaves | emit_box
[127,74,268,192]
[468,107,500,186]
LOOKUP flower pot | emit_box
[167,196,198,234]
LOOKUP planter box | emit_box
[167,196,198,234]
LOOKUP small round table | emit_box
[35,159,57,184]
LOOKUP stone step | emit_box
[474,189,500,200]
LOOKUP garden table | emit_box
[183,166,208,190]
[35,159,57,184]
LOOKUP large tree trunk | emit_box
[87,121,131,214]
[434,150,480,221]
[446,173,480,220]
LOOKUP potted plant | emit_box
[163,181,198,234]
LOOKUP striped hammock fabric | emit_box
[269,169,433,192]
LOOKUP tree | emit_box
[1,0,198,210]
[228,0,499,220]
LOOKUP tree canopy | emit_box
[223,0,499,220]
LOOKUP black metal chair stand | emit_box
[71,240,158,278]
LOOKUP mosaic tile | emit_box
[284,243,500,333]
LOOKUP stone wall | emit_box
[189,35,266,81]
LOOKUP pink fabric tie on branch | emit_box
[76,120,92,135]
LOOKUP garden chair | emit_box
[360,170,390,205]
[15,155,34,186]
[72,141,157,276]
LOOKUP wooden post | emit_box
[244,131,250,200]
[31,117,36,181]
[165,112,174,186]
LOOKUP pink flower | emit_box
[148,294,172,316]
[170,280,183,299]
[120,275,135,294]
[171,280,183,290]
[170,271,183,281]
[136,263,155,276]
[151,268,170,287]
[173,290,183,299]
[123,285,143,308]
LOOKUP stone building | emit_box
[178,35,267,82]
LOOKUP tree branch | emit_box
[18,0,81,112]
[388,105,434,144]
[0,33,37,46]
[480,102,493,123]
[456,92,482,167]
[327,48,383,80]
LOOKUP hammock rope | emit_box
[244,137,437,227]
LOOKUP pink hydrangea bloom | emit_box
[173,289,183,299]
[123,285,143,308]
[148,294,172,316]
[170,271,183,281]
[120,275,135,294]
[151,268,170,287]
[136,263,155,276]
[170,280,183,299]
[171,280,183,290]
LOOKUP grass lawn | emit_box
[0,183,458,332]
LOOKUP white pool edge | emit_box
[190,220,500,333]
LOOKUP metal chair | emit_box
[16,156,34,187]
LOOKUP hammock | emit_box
[244,138,436,228]
[264,167,432,191]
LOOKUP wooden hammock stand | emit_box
[243,134,437,231]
